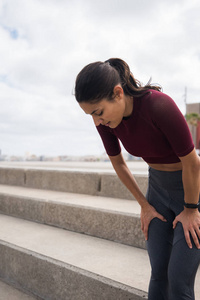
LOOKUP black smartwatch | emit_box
[184,201,200,209]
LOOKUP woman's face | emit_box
[79,85,127,129]
[79,96,126,129]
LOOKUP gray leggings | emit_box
[146,167,200,300]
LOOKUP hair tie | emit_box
[104,59,111,65]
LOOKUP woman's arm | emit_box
[109,152,167,240]
[180,148,200,205]
[173,148,200,249]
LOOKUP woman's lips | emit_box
[105,122,110,127]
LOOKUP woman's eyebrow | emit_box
[91,109,99,115]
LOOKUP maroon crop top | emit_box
[96,90,194,164]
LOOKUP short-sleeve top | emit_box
[96,90,194,164]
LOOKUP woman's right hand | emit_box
[140,202,167,240]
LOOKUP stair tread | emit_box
[0,184,199,298]
[0,161,148,174]
[0,214,200,297]
[0,184,141,215]
[0,214,149,293]
[0,280,38,300]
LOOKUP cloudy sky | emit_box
[0,0,200,157]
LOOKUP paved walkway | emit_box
[0,160,148,174]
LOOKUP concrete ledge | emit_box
[0,280,40,300]
[0,167,148,200]
[0,241,148,300]
[45,207,145,249]
[0,193,146,249]
[99,174,148,200]
[25,169,101,195]
[0,168,25,187]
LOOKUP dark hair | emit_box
[75,58,162,103]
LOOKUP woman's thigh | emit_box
[147,217,173,278]
[168,223,200,299]
[146,181,175,276]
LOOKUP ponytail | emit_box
[105,58,162,96]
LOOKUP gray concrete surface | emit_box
[0,243,147,300]
[0,160,148,174]
[0,215,199,299]
[0,185,141,214]
[0,162,199,299]
[0,215,148,299]
[100,173,147,199]
[0,185,145,248]
[0,167,25,186]
[0,166,148,200]
[0,280,40,300]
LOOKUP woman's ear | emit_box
[113,85,123,99]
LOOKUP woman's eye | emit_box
[97,111,103,116]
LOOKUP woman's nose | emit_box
[92,115,104,126]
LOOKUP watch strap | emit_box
[184,201,200,209]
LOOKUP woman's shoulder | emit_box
[137,89,179,121]
[142,89,176,108]
[144,89,171,100]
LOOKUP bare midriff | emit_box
[148,162,182,172]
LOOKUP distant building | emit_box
[186,103,200,149]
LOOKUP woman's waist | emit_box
[148,165,183,190]
[148,162,182,172]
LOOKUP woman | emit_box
[75,58,200,300]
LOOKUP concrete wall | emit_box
[0,167,148,200]
[0,242,148,300]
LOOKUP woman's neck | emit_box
[124,95,134,118]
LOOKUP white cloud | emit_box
[0,0,200,156]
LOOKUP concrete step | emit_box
[0,214,149,300]
[0,167,148,200]
[0,161,148,174]
[0,184,145,249]
[0,280,40,300]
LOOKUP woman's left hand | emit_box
[173,208,200,249]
